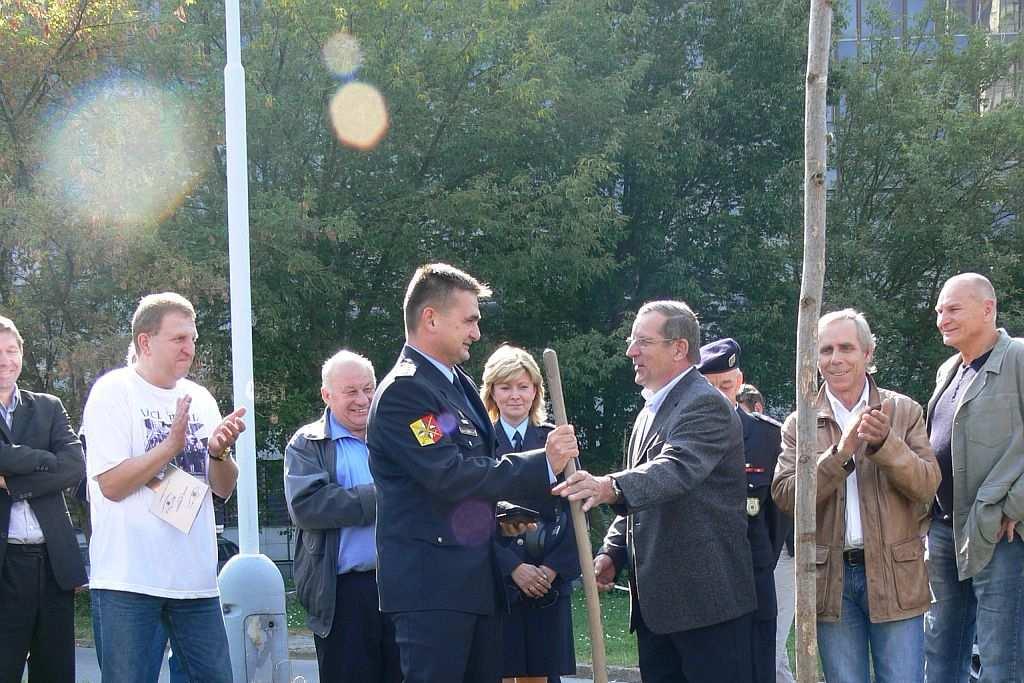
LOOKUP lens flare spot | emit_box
[437,411,458,436]
[328,82,388,151]
[451,499,494,547]
[41,80,204,227]
[322,31,363,77]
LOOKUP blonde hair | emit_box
[480,345,547,425]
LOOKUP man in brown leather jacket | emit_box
[772,309,940,683]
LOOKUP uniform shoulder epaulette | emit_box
[751,411,782,428]
[393,360,418,378]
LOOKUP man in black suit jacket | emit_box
[555,300,757,683]
[367,263,579,683]
[0,315,87,683]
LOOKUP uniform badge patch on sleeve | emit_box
[410,414,443,446]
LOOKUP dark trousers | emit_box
[0,543,75,683]
[751,616,776,683]
[636,608,754,683]
[314,571,401,683]
[751,564,778,683]
[392,609,502,683]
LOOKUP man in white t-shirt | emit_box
[81,292,246,683]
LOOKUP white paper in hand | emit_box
[149,464,209,533]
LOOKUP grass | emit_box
[572,587,817,678]
[571,588,636,667]
[74,591,93,644]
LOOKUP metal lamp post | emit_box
[217,0,290,680]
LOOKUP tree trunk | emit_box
[796,1,833,682]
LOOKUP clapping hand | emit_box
[209,407,246,459]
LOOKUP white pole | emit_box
[223,0,258,555]
[219,4,290,681]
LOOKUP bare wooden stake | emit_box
[542,349,608,683]
[796,1,833,681]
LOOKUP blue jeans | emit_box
[924,521,1024,683]
[91,589,232,683]
[817,562,924,683]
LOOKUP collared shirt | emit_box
[407,344,454,383]
[328,412,377,574]
[500,417,529,448]
[410,345,554,481]
[641,366,694,415]
[408,344,489,428]
[825,379,870,550]
[631,367,694,450]
[1,386,45,544]
[0,385,19,427]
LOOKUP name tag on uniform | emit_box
[458,413,478,436]
[746,496,760,517]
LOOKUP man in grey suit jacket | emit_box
[0,315,87,682]
[555,300,756,683]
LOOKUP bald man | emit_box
[924,273,1024,682]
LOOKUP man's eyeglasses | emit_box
[625,336,679,350]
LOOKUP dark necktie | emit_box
[512,431,524,452]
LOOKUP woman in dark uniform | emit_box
[481,345,580,683]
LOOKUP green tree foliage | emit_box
[827,2,1024,404]
[1,0,1021,490]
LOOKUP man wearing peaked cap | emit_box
[698,337,785,683]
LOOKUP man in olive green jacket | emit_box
[924,273,1024,683]
[772,309,939,683]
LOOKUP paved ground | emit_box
[71,647,621,682]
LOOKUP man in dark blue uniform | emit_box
[367,263,579,683]
[699,338,785,683]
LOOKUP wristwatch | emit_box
[209,446,231,462]
[610,476,624,502]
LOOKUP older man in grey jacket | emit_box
[284,350,400,683]
[556,300,756,683]
[924,273,1024,683]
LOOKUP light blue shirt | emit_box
[408,344,455,383]
[328,412,377,574]
[0,385,20,428]
[408,344,489,427]
[500,417,529,447]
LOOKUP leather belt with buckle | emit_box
[843,548,865,565]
